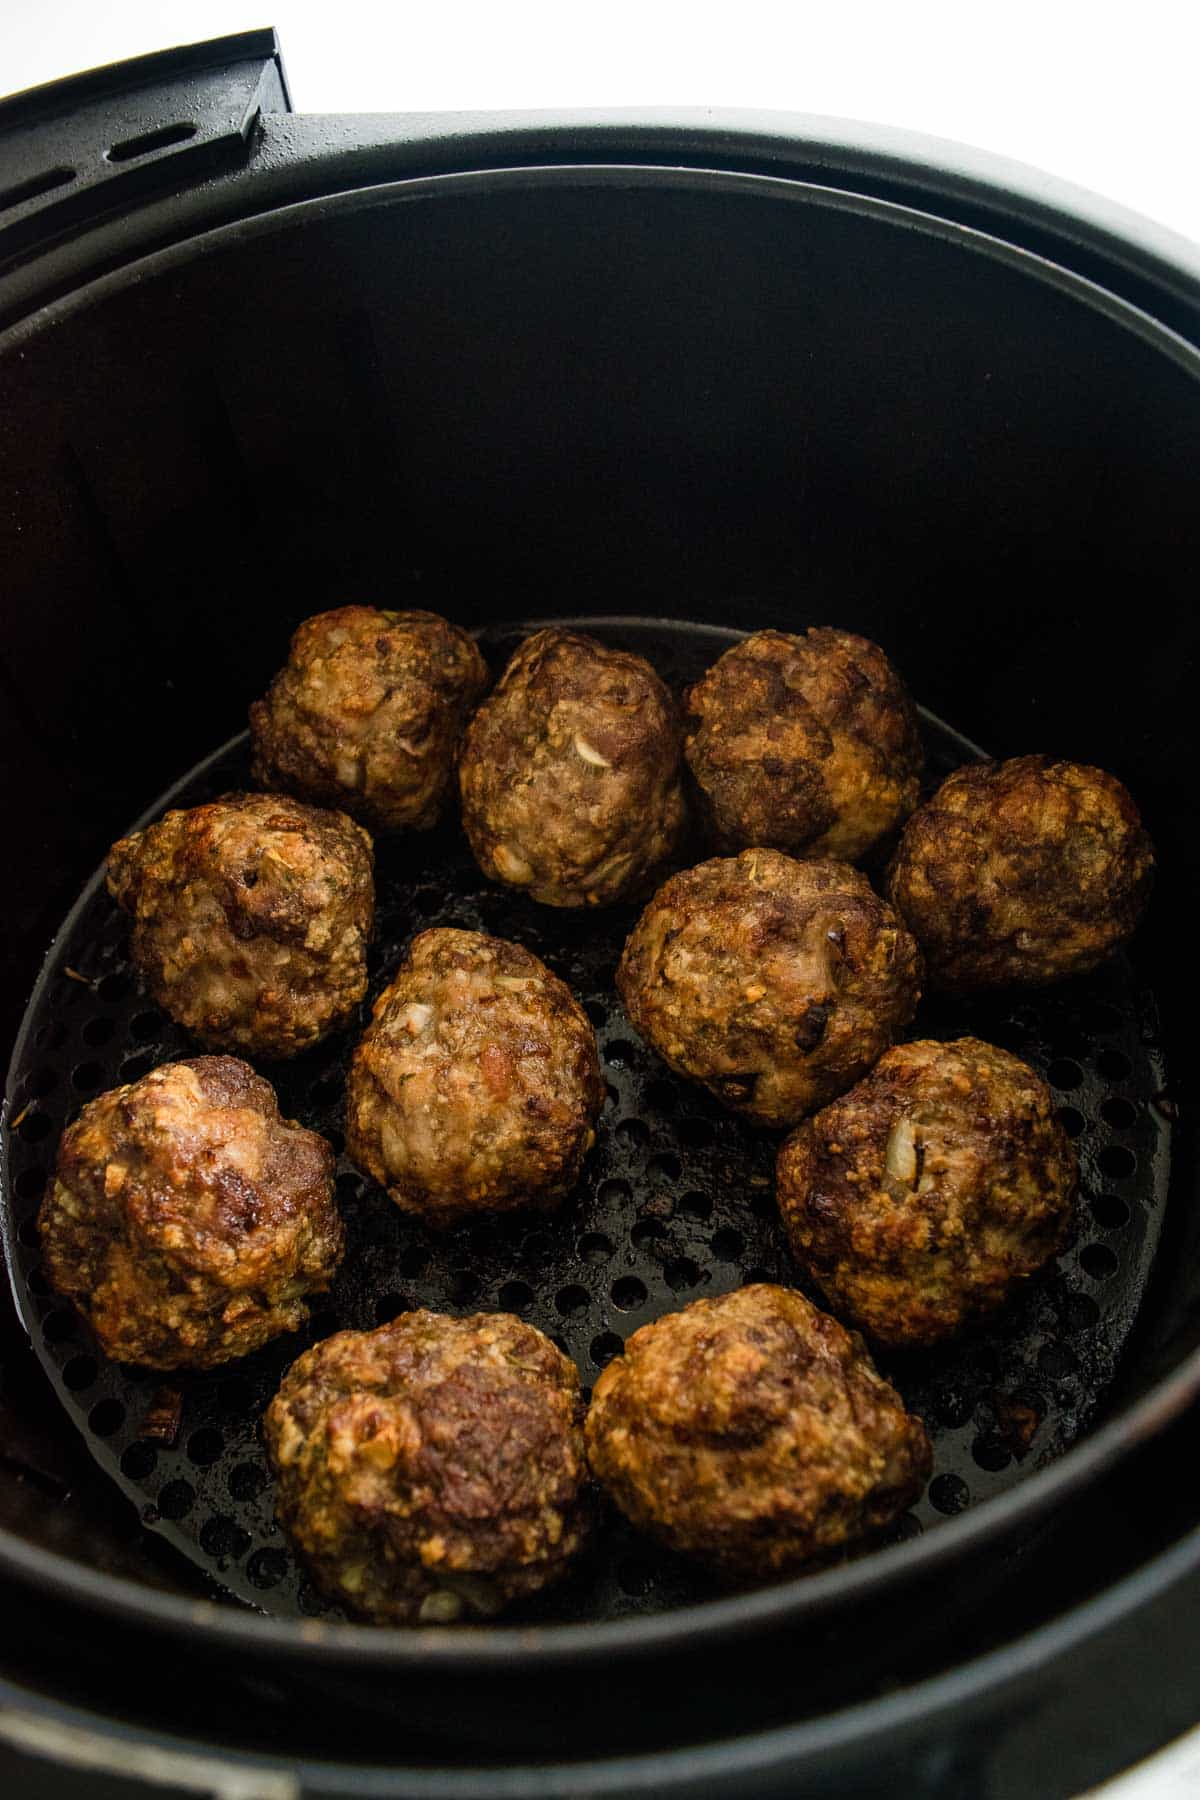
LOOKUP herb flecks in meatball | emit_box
[586,1284,930,1577]
[345,928,603,1228]
[776,1037,1077,1347]
[684,629,922,862]
[250,606,489,833]
[886,756,1154,991]
[616,849,922,1127]
[265,1310,590,1624]
[40,1056,342,1370]
[458,628,687,907]
[107,792,374,1060]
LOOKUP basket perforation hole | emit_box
[17,1112,53,1142]
[596,1179,631,1207]
[630,1219,667,1248]
[120,1441,158,1480]
[578,1232,614,1263]
[1047,1058,1083,1091]
[616,1118,650,1147]
[928,1473,970,1515]
[374,1292,412,1325]
[186,1427,224,1467]
[14,1166,47,1201]
[199,1514,252,1562]
[43,1310,76,1343]
[664,1257,703,1292]
[88,1398,125,1437]
[1099,1145,1137,1180]
[1097,1048,1132,1080]
[590,1332,623,1368]
[611,1276,648,1311]
[1100,1097,1138,1131]
[555,1284,590,1318]
[62,1355,97,1391]
[710,1228,745,1261]
[228,1462,270,1502]
[81,1017,115,1047]
[498,1280,534,1313]
[1080,1243,1119,1281]
[158,1480,196,1520]
[247,1548,289,1590]
[1090,1193,1130,1229]
[678,1191,711,1221]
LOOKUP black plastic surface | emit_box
[0,620,1172,1626]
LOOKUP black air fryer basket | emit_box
[1,30,1199,1799]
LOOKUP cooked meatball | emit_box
[108,792,374,1060]
[457,628,687,907]
[345,928,603,1228]
[250,606,489,833]
[39,1057,342,1370]
[586,1285,930,1578]
[776,1038,1077,1348]
[264,1310,590,1624]
[683,629,922,862]
[886,756,1154,992]
[616,849,922,1127]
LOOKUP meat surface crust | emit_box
[107,792,374,1059]
[683,629,922,862]
[458,628,687,907]
[885,756,1154,991]
[616,848,922,1126]
[345,928,603,1227]
[250,606,489,833]
[40,1056,342,1369]
[585,1284,931,1576]
[264,1310,591,1623]
[776,1037,1077,1347]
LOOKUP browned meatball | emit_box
[886,756,1154,992]
[345,928,603,1228]
[616,849,922,1127]
[585,1285,930,1577]
[39,1057,342,1370]
[776,1038,1077,1348]
[108,793,374,1060]
[264,1310,590,1624]
[683,629,922,862]
[250,606,489,833]
[457,628,687,907]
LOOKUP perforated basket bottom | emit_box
[1,620,1172,1625]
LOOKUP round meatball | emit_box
[40,1056,342,1370]
[886,756,1154,992]
[616,849,922,1127]
[683,629,922,862]
[250,606,489,833]
[345,928,603,1228]
[458,628,686,907]
[107,792,374,1060]
[264,1310,590,1624]
[776,1038,1077,1348]
[586,1285,930,1578]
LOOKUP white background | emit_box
[2,3,1199,1793]
[2,0,1199,245]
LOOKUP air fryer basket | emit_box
[0,615,1175,1629]
[2,44,1200,1791]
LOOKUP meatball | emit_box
[586,1285,930,1577]
[885,756,1154,992]
[108,792,374,1060]
[683,629,922,862]
[776,1038,1077,1348]
[616,849,922,1127]
[457,628,687,907]
[264,1310,590,1624]
[250,606,489,833]
[345,928,603,1228]
[39,1056,342,1370]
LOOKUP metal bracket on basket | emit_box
[0,29,291,270]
